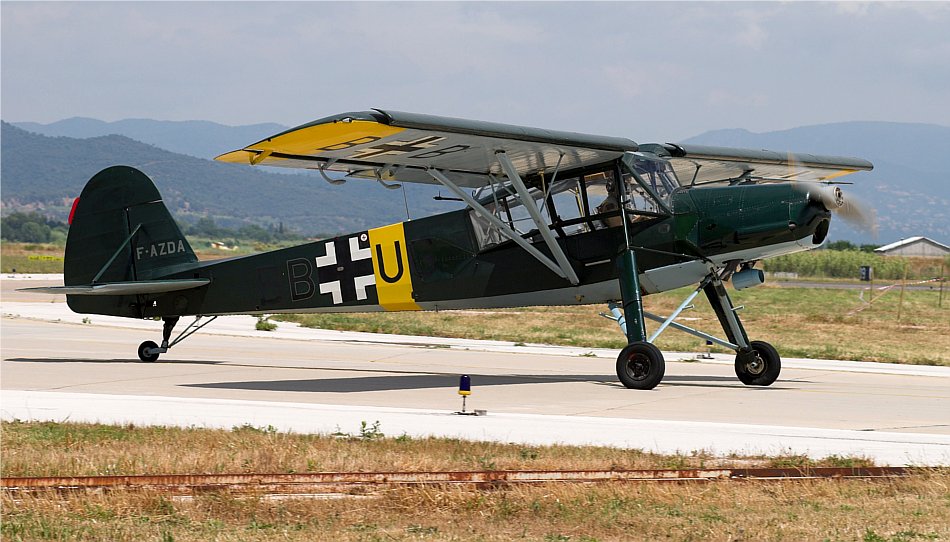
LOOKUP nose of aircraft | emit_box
[797,182,877,234]
[806,185,845,211]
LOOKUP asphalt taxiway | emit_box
[3,275,949,465]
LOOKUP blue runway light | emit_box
[458,374,471,396]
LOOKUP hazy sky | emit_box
[3,1,949,141]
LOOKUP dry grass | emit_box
[1,421,874,479]
[4,475,950,542]
[2,423,948,542]
[282,285,950,365]
[0,242,65,273]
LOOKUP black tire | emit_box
[138,340,160,362]
[616,341,665,390]
[735,340,781,386]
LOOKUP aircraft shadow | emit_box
[182,373,755,393]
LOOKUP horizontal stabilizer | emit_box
[19,278,210,296]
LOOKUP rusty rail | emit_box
[1,467,914,496]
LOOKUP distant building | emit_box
[874,237,950,258]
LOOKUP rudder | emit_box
[65,166,198,316]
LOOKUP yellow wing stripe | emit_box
[369,222,420,311]
[821,169,858,181]
[216,120,404,164]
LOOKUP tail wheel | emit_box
[616,341,665,390]
[138,340,160,362]
[735,340,781,386]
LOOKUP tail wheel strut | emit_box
[136,315,217,362]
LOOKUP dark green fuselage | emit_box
[65,164,830,320]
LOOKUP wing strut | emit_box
[496,151,580,285]
[426,168,577,284]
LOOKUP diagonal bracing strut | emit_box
[495,151,580,285]
[426,168,578,284]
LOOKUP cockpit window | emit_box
[621,152,680,211]
[467,159,675,251]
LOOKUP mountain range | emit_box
[4,117,949,244]
[13,118,287,160]
[1,122,456,235]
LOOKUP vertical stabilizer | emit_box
[64,166,198,316]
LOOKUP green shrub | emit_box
[763,250,910,279]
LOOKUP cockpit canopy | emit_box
[468,152,681,250]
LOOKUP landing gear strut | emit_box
[612,248,665,390]
[137,315,217,362]
[605,259,781,389]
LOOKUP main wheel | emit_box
[138,340,160,362]
[735,340,781,386]
[616,341,665,390]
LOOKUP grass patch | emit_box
[0,242,67,273]
[2,421,948,542]
[0,421,874,478]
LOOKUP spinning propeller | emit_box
[781,151,878,236]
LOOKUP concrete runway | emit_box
[3,275,950,465]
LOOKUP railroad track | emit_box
[1,467,916,496]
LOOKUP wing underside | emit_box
[641,143,874,184]
[216,110,640,188]
[217,110,873,187]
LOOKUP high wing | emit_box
[218,110,873,188]
[638,143,874,185]
[216,110,639,188]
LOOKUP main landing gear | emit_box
[137,315,217,362]
[605,249,781,390]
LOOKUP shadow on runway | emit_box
[6,357,225,365]
[182,373,757,393]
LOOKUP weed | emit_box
[822,454,874,468]
[232,423,277,435]
[359,420,384,440]
[407,524,439,535]
[477,455,497,470]
[255,315,277,331]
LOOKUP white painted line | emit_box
[3,391,948,466]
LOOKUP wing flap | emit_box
[19,278,210,296]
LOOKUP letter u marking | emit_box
[376,241,404,283]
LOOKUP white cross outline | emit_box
[349,234,376,301]
[313,236,376,305]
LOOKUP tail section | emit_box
[64,166,199,316]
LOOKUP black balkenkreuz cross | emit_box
[348,136,444,160]
[314,233,377,305]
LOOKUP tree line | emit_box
[1,212,305,245]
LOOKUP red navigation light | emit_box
[68,197,80,225]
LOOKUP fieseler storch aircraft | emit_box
[24,110,874,390]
